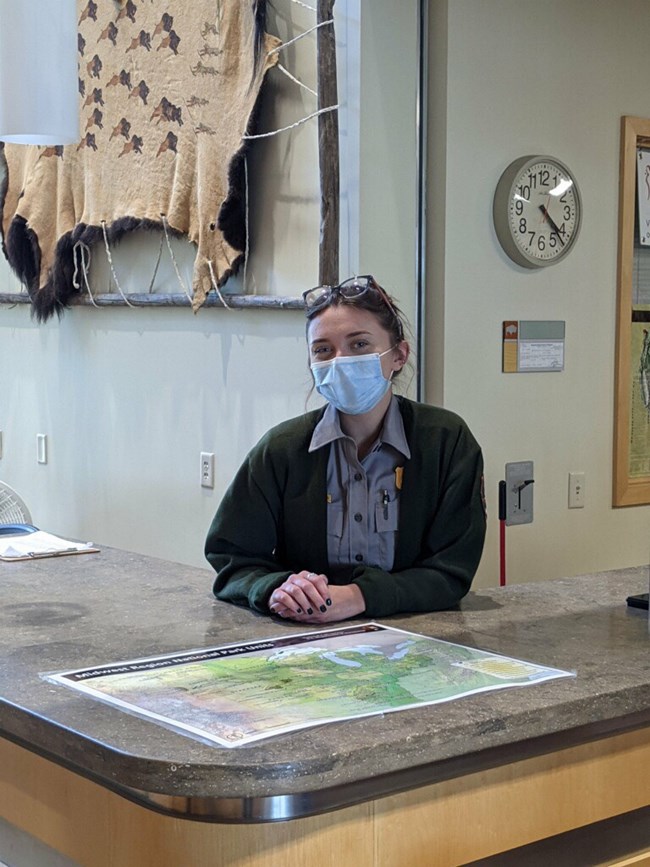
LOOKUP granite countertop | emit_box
[1,547,648,822]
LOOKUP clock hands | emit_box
[495,156,580,266]
[538,204,565,246]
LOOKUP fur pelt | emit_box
[0,0,278,320]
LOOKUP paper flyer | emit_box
[46,623,574,748]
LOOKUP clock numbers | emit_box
[494,155,581,268]
[507,160,579,263]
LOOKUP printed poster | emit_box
[637,149,650,246]
[629,319,650,477]
[46,623,574,748]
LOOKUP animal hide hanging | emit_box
[0,0,280,320]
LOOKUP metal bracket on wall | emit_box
[505,461,534,526]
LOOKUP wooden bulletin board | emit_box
[613,116,650,506]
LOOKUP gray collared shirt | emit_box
[308,395,411,580]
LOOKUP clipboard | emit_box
[0,525,99,561]
[0,546,100,562]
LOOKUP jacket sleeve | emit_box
[351,425,486,618]
[204,448,292,613]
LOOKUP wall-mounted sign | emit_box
[637,149,650,246]
[502,320,565,373]
[616,118,650,507]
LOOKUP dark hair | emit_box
[305,281,407,350]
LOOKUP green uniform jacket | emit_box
[205,397,486,618]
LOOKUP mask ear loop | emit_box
[385,343,408,380]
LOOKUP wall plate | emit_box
[505,461,534,526]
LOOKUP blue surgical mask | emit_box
[311,349,393,415]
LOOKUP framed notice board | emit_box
[614,116,650,506]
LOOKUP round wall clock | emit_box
[493,155,582,268]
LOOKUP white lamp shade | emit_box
[0,0,79,145]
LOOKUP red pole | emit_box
[498,480,506,586]
[499,519,506,586]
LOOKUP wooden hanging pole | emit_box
[317,0,339,288]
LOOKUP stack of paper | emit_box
[0,530,98,561]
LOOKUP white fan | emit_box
[0,481,32,524]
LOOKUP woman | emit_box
[205,275,486,623]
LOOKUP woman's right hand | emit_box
[268,570,330,618]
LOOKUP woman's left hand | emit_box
[270,582,365,624]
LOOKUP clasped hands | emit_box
[268,570,365,623]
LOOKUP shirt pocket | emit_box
[327,502,344,538]
[374,497,399,533]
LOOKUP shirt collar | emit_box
[308,394,411,459]
[381,395,411,458]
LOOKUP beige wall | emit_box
[1,0,648,587]
[429,0,650,586]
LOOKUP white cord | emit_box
[243,154,249,294]
[161,214,193,303]
[267,19,333,57]
[290,0,316,10]
[72,240,100,308]
[207,259,232,309]
[242,104,338,140]
[276,63,317,96]
[147,231,165,294]
[100,222,136,307]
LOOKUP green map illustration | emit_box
[52,624,572,747]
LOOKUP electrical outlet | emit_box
[37,433,48,464]
[200,452,215,489]
[568,472,585,508]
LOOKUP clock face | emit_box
[493,156,582,268]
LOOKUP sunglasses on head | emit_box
[302,275,404,340]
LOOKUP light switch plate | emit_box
[37,433,48,464]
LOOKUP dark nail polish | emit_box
[319,605,326,613]
[297,607,302,613]
[307,607,313,615]
[326,598,332,606]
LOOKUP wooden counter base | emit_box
[1,726,649,867]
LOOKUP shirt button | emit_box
[354,473,362,481]
[354,513,363,522]
[355,554,363,562]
